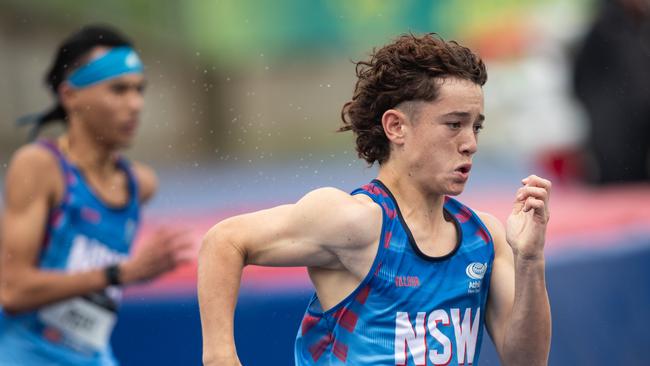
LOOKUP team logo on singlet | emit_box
[466,262,487,280]
[80,206,101,224]
[466,262,487,294]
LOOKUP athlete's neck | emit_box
[377,163,447,228]
[58,131,118,177]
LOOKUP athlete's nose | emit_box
[459,128,478,156]
[126,90,144,114]
[127,89,144,113]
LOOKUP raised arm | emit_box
[481,175,552,365]
[198,187,379,366]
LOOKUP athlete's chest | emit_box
[378,253,491,305]
[75,168,131,207]
[405,220,459,258]
[374,221,493,303]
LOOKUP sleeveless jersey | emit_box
[295,179,495,366]
[0,140,140,366]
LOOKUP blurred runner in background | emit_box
[0,24,194,365]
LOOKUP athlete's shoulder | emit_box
[129,160,158,203]
[474,211,504,235]
[475,210,507,255]
[9,142,59,168]
[298,187,382,247]
[4,143,62,204]
[301,186,361,206]
[302,186,381,220]
[7,143,63,183]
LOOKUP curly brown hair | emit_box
[339,33,487,165]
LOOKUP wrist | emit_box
[513,251,546,268]
[512,246,545,262]
[105,264,122,286]
[116,260,136,285]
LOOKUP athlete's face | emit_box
[398,77,484,196]
[63,47,146,148]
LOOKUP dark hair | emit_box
[26,24,133,138]
[339,33,487,165]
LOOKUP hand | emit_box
[506,175,551,260]
[121,226,197,284]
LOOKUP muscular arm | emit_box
[198,188,379,366]
[0,146,112,313]
[482,175,552,365]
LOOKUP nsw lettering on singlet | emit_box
[395,307,481,365]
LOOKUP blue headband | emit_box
[67,46,144,88]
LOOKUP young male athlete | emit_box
[199,33,551,366]
[0,25,194,365]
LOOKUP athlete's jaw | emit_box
[109,115,140,147]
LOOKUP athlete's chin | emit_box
[445,182,467,196]
[103,140,132,151]
[114,135,135,149]
[445,189,464,197]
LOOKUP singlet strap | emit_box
[36,139,75,206]
[36,139,74,177]
[115,157,139,207]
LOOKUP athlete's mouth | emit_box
[455,164,472,174]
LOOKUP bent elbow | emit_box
[199,222,227,258]
[199,220,247,265]
[0,286,29,315]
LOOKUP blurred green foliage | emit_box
[2,0,591,66]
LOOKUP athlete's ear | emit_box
[58,82,80,113]
[382,108,408,146]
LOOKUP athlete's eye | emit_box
[447,122,462,130]
[473,124,484,133]
[110,84,129,94]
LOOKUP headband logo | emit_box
[125,51,141,68]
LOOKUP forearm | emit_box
[501,256,551,365]
[198,225,245,366]
[1,267,110,314]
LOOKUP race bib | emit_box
[38,297,117,350]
